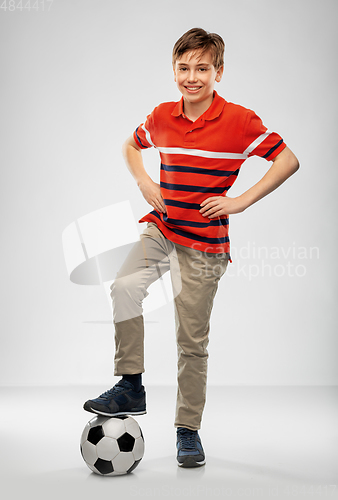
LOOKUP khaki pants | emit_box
[110,223,229,430]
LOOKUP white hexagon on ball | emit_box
[112,451,136,474]
[125,419,141,438]
[133,436,145,461]
[102,417,126,439]
[89,415,108,428]
[81,441,97,466]
[96,437,120,461]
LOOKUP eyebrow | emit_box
[177,62,211,67]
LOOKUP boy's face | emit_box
[173,49,223,106]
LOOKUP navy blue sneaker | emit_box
[83,379,146,417]
[176,427,206,467]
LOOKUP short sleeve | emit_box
[133,107,157,149]
[243,110,286,161]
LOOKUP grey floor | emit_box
[1,385,337,500]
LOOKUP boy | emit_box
[84,28,299,468]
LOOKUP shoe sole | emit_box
[83,404,147,417]
[177,457,206,468]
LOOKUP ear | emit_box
[173,65,177,83]
[215,65,224,83]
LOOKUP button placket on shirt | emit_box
[183,118,205,146]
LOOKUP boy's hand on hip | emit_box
[200,196,244,217]
[138,179,166,214]
[200,148,300,219]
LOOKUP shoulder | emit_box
[144,100,180,130]
[223,100,255,118]
[157,100,178,110]
[216,99,256,133]
[150,100,179,117]
[220,100,266,137]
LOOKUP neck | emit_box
[183,93,214,122]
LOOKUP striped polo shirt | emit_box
[133,91,285,254]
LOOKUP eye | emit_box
[199,67,208,72]
[179,67,188,71]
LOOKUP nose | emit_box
[187,70,198,82]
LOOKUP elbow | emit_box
[122,138,130,158]
[286,148,300,175]
[122,135,141,158]
[274,147,300,176]
[292,157,300,174]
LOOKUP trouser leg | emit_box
[174,244,229,431]
[110,223,178,376]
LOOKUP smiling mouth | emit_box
[185,86,202,92]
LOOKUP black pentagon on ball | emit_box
[127,458,142,474]
[94,458,114,475]
[117,432,135,452]
[87,425,104,445]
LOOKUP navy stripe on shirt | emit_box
[150,211,228,228]
[161,182,227,194]
[135,126,148,149]
[262,139,284,159]
[163,199,203,210]
[149,211,229,243]
[168,225,229,245]
[161,163,239,178]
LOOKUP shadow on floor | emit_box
[5,455,332,500]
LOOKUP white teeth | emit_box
[186,87,200,90]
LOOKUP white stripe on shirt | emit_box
[142,124,271,160]
[142,124,156,147]
[156,147,247,160]
[243,130,272,156]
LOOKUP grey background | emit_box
[0,0,337,387]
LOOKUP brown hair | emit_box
[172,28,225,70]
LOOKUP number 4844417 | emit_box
[0,0,54,11]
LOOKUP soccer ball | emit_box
[80,415,145,476]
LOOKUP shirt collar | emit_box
[171,91,226,121]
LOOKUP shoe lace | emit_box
[178,428,197,449]
[99,385,125,400]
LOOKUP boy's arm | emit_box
[199,146,299,217]
[122,135,166,213]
